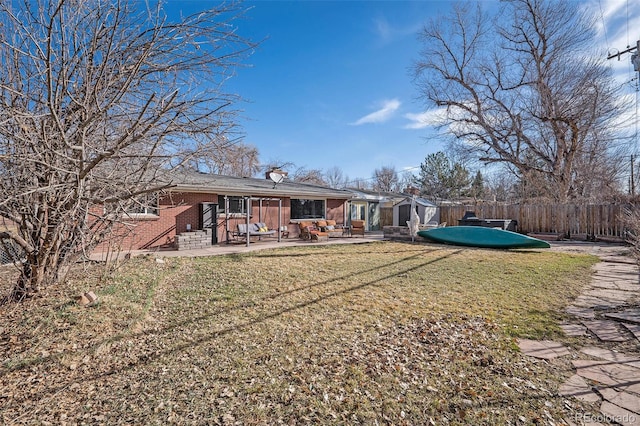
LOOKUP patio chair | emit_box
[351,220,365,237]
[298,221,328,242]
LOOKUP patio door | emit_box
[350,202,367,229]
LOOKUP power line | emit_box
[343,165,421,186]
[626,0,630,49]
[598,0,610,48]
[607,34,639,194]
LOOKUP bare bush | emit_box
[0,0,254,301]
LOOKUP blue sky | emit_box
[168,0,640,183]
[227,0,449,182]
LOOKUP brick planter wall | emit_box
[383,226,426,242]
[175,229,213,251]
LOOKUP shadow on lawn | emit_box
[2,248,462,414]
[237,244,433,260]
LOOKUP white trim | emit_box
[123,212,160,220]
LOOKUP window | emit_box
[218,195,247,215]
[110,193,159,217]
[291,199,325,219]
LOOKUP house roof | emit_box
[394,196,438,208]
[346,188,405,202]
[346,188,437,207]
[167,171,354,199]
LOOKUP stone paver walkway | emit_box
[518,242,640,424]
[517,339,572,359]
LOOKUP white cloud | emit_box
[371,14,425,46]
[374,17,392,43]
[350,99,401,125]
[588,0,626,28]
[403,109,446,129]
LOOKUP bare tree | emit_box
[413,0,628,202]
[259,160,328,185]
[191,140,261,177]
[261,160,295,175]
[398,171,417,193]
[0,0,254,302]
[484,172,510,203]
[324,166,349,189]
[372,166,400,192]
[348,178,372,191]
[571,146,625,201]
[291,167,326,186]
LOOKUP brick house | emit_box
[101,170,354,252]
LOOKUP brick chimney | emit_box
[404,186,420,195]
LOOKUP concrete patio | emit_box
[91,231,385,261]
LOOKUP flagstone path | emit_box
[517,242,640,425]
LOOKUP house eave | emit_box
[171,184,354,200]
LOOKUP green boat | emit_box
[417,226,550,249]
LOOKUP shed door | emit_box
[398,204,415,226]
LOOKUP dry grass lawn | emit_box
[0,241,602,424]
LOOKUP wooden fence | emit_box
[380,208,393,228]
[439,204,635,239]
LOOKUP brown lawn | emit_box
[0,241,601,424]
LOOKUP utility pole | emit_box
[607,40,640,65]
[608,40,640,196]
[632,154,636,196]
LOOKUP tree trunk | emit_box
[7,246,71,303]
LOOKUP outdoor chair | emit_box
[298,221,328,241]
[351,220,365,237]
